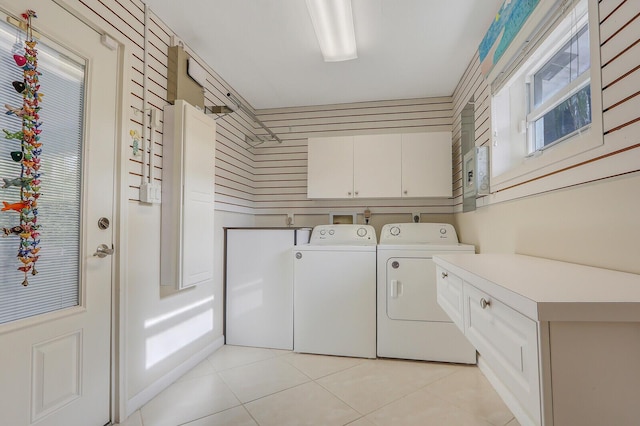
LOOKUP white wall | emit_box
[455,173,640,273]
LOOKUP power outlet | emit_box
[286,213,294,226]
[412,212,421,223]
[140,182,162,204]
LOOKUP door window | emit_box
[0,17,85,324]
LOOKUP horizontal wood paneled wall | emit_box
[75,0,272,214]
[600,0,640,134]
[73,1,458,217]
[451,0,640,213]
[252,97,455,215]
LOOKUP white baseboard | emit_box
[125,335,225,418]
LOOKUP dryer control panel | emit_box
[379,223,459,244]
[310,225,377,245]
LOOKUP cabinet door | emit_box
[436,266,465,330]
[307,136,354,198]
[464,284,541,425]
[401,132,452,197]
[353,134,401,198]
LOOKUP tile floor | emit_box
[117,345,520,426]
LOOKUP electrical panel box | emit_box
[161,100,216,290]
[463,146,490,198]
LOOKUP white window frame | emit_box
[487,0,604,196]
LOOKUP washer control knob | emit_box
[319,230,326,235]
[328,229,335,235]
[295,252,302,259]
[357,227,367,237]
[390,226,400,236]
[440,228,447,235]
[391,261,400,269]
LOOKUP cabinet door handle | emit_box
[355,191,359,196]
[480,298,491,309]
[404,190,408,195]
[347,191,352,196]
[441,272,448,278]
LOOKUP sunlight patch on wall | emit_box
[145,309,213,369]
[144,296,214,328]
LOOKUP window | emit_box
[489,0,603,190]
[528,22,591,152]
[0,16,85,324]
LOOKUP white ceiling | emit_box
[143,0,501,110]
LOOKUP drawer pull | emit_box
[480,298,491,309]
[441,272,448,278]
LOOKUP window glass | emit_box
[529,22,591,151]
[533,24,590,108]
[533,84,591,150]
[0,18,85,324]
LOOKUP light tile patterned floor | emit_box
[117,345,520,426]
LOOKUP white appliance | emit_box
[225,228,311,350]
[293,224,377,358]
[377,223,476,363]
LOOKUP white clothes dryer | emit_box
[293,224,377,358]
[377,223,476,363]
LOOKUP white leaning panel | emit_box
[161,100,216,290]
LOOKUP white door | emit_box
[386,257,451,322]
[0,2,118,425]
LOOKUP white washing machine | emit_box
[377,223,476,363]
[293,224,377,358]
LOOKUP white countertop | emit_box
[433,254,640,322]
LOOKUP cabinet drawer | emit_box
[436,266,464,330]
[463,284,541,425]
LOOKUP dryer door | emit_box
[386,257,451,322]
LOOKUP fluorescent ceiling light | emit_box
[306,0,357,62]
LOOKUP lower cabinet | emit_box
[463,284,541,425]
[437,264,544,425]
[435,257,640,426]
[435,269,464,329]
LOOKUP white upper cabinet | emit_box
[307,136,354,198]
[307,132,452,199]
[402,132,452,198]
[353,134,401,198]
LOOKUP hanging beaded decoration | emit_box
[1,10,42,286]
